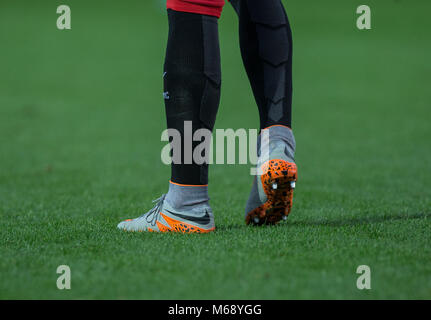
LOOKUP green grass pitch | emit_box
[0,0,430,299]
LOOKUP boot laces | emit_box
[140,194,166,226]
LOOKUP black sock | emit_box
[163,9,221,185]
[232,0,293,129]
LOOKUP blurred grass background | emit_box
[0,0,430,299]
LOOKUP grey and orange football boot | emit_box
[117,187,215,233]
[245,125,297,225]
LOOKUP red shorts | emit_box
[167,0,226,18]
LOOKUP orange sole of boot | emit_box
[245,159,297,225]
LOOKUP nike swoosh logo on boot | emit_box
[165,209,211,225]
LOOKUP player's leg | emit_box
[231,0,298,225]
[231,0,293,129]
[118,2,224,233]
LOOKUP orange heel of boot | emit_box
[246,159,297,225]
